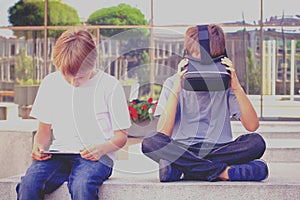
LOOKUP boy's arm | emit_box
[232,86,259,132]
[222,57,259,132]
[80,129,127,161]
[156,89,180,137]
[32,122,52,160]
[157,59,188,137]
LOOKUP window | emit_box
[9,64,15,81]
[10,44,15,56]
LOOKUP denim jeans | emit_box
[142,132,266,181]
[16,154,113,200]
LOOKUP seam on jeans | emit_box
[207,163,227,181]
[41,160,67,192]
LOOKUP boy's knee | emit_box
[16,176,44,199]
[18,175,40,191]
[141,132,170,154]
[252,133,266,152]
[68,179,98,199]
[246,133,266,158]
[141,136,155,154]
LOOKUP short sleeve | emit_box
[154,76,175,117]
[29,76,53,124]
[228,89,242,120]
[108,81,132,130]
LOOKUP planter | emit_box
[127,117,158,138]
[14,85,39,106]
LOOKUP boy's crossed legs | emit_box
[142,132,268,182]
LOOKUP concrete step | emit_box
[1,162,299,200]
[263,139,300,162]
[234,131,300,139]
[231,121,300,139]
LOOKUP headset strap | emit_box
[197,25,211,63]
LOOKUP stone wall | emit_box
[0,131,32,178]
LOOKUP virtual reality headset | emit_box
[182,25,231,91]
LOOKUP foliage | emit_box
[119,78,138,85]
[17,79,41,86]
[15,46,41,85]
[8,0,43,39]
[297,41,300,49]
[15,47,34,84]
[87,3,148,37]
[8,0,80,39]
[133,53,151,83]
[246,47,260,94]
[47,0,81,38]
[8,0,44,26]
[128,97,157,122]
[88,3,150,87]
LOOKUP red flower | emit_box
[147,97,153,104]
[132,112,138,120]
[141,104,148,110]
[132,107,137,114]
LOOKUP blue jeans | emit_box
[142,132,266,181]
[16,154,113,200]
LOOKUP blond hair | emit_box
[53,29,98,76]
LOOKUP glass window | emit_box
[10,44,15,56]
[9,64,14,81]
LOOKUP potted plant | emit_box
[127,97,158,137]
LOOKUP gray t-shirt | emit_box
[154,74,241,145]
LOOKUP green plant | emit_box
[17,79,41,86]
[15,47,41,85]
[88,3,148,37]
[9,0,80,39]
[246,47,260,94]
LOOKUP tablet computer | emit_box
[43,150,80,154]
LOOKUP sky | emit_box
[0,0,299,37]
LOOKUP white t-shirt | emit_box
[30,70,131,160]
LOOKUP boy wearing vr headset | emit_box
[142,24,268,182]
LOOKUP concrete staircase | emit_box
[0,121,300,200]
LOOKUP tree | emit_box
[8,0,44,39]
[15,47,38,85]
[87,3,148,37]
[8,0,80,38]
[8,0,80,80]
[47,0,81,38]
[246,47,260,94]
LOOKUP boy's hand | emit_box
[173,58,188,94]
[80,145,104,161]
[31,144,52,161]
[221,57,241,90]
